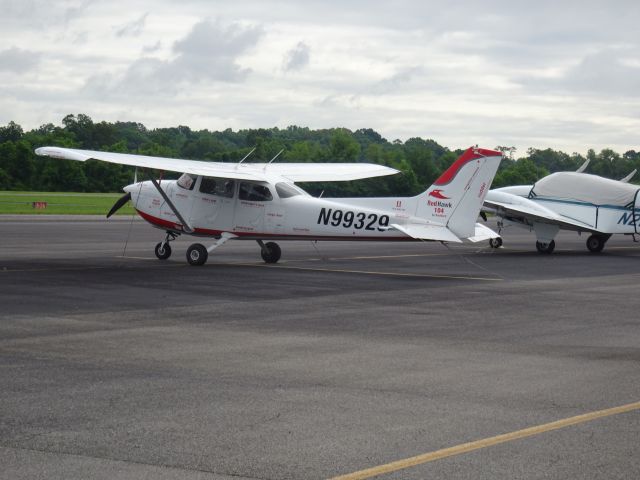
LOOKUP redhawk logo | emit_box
[428,189,450,199]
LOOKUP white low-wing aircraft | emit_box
[483,170,640,253]
[36,146,503,265]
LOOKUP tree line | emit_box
[1,114,638,196]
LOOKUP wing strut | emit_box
[148,175,194,233]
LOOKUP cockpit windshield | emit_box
[177,173,196,190]
[275,182,307,198]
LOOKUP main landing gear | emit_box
[257,240,282,264]
[186,243,208,266]
[536,239,555,254]
[532,234,610,255]
[586,234,610,253]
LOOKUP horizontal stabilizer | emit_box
[465,222,500,242]
[389,223,462,243]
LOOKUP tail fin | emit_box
[414,147,502,238]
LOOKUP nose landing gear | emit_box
[489,237,503,248]
[154,232,179,260]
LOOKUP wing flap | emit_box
[389,223,462,243]
[35,147,399,182]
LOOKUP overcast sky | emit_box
[1,0,639,155]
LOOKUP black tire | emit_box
[186,243,208,266]
[154,242,172,260]
[536,239,555,254]
[260,241,282,264]
[586,234,606,253]
[489,237,502,248]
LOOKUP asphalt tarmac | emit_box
[1,215,639,480]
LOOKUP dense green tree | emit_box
[0,116,637,196]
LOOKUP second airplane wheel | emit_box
[586,235,606,253]
[186,243,208,266]
[535,240,555,254]
[260,242,282,264]
[154,242,172,260]
[489,237,502,248]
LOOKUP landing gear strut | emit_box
[536,239,555,254]
[586,234,609,253]
[155,232,179,260]
[257,240,281,263]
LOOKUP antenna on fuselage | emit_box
[263,149,284,170]
[576,158,590,173]
[237,147,256,168]
[620,169,637,183]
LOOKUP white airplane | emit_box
[36,146,503,265]
[483,169,640,254]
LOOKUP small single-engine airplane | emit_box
[36,146,503,265]
[483,168,640,254]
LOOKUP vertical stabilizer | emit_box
[414,147,502,238]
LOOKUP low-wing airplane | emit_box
[483,168,640,254]
[36,146,503,265]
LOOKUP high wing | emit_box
[35,147,399,182]
[484,191,601,233]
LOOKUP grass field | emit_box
[0,192,136,215]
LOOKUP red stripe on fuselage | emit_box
[135,209,415,242]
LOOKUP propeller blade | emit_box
[106,192,132,218]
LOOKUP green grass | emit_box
[0,191,136,215]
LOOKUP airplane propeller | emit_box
[106,192,132,218]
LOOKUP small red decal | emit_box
[428,189,450,200]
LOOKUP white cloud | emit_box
[0,47,41,73]
[283,42,310,72]
[115,13,149,37]
[1,0,640,154]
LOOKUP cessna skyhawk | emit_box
[36,146,503,265]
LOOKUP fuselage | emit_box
[126,173,427,241]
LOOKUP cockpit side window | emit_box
[199,177,235,198]
[177,173,196,190]
[239,182,273,202]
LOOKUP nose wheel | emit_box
[154,242,172,260]
[154,231,178,260]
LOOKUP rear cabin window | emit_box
[177,173,196,190]
[199,177,235,198]
[239,182,273,202]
